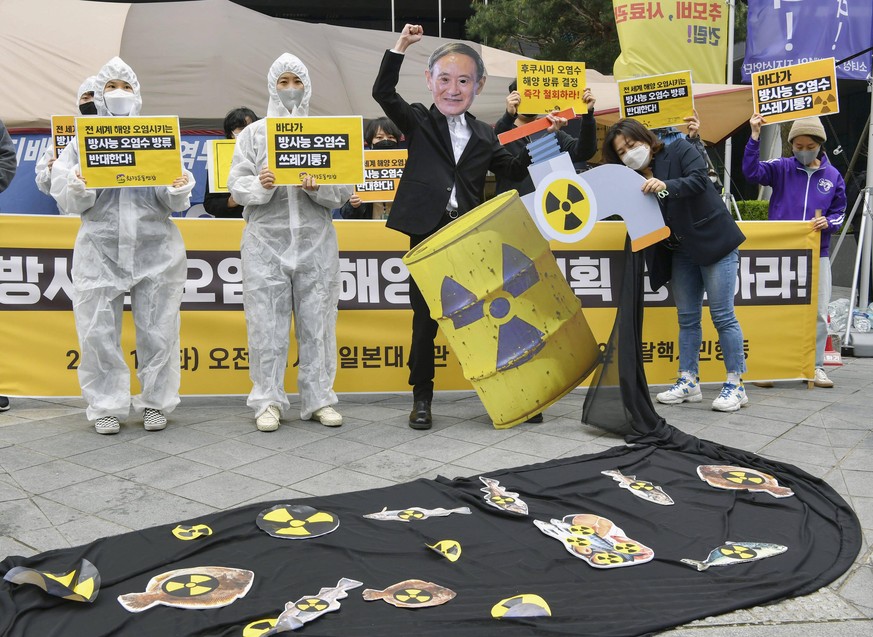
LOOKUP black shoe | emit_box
[525,413,543,424]
[409,400,432,430]
[0,395,9,412]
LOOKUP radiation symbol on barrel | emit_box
[256,504,340,539]
[719,545,758,560]
[441,243,545,372]
[162,573,219,598]
[722,471,765,487]
[491,593,552,619]
[172,524,213,541]
[533,173,598,243]
[242,618,278,637]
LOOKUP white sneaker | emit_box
[143,408,167,431]
[256,405,281,432]
[656,375,702,404]
[311,406,343,427]
[712,382,749,412]
[94,416,120,435]
[813,367,834,388]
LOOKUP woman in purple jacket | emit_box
[743,115,846,388]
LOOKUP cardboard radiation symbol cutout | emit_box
[256,504,340,539]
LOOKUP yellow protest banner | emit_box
[75,116,183,188]
[355,149,407,203]
[266,116,364,185]
[612,1,727,84]
[752,58,839,124]
[618,71,694,129]
[517,60,586,114]
[206,139,235,193]
[51,115,77,159]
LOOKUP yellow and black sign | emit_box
[492,593,551,619]
[266,116,364,185]
[206,139,235,193]
[75,115,183,188]
[427,539,462,563]
[517,60,586,114]
[752,58,839,124]
[172,524,213,541]
[618,70,694,129]
[51,115,77,159]
[355,149,406,203]
[256,504,340,539]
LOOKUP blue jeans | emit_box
[671,248,746,376]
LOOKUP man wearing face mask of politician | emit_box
[340,117,403,219]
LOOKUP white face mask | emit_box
[103,89,135,116]
[278,87,305,112]
[621,143,651,171]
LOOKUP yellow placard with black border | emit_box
[355,149,406,203]
[76,116,183,188]
[517,60,586,114]
[618,71,694,129]
[206,139,235,193]
[266,116,364,185]
[51,115,77,159]
[752,58,839,124]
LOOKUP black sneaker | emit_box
[0,395,9,412]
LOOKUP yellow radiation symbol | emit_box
[614,542,642,555]
[591,552,624,566]
[491,495,515,505]
[724,471,765,486]
[243,618,278,637]
[568,524,595,536]
[630,481,653,491]
[427,539,462,563]
[162,573,219,597]
[398,509,425,521]
[296,597,329,612]
[565,536,591,548]
[541,178,592,236]
[172,524,213,540]
[491,593,552,618]
[719,545,758,560]
[259,506,338,537]
[394,588,433,604]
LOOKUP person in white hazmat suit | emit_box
[35,76,98,195]
[50,57,194,435]
[228,53,350,432]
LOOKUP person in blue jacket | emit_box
[743,114,846,388]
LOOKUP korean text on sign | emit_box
[75,116,183,188]
[51,115,77,160]
[354,149,407,203]
[752,58,839,125]
[517,60,586,115]
[618,70,694,129]
[266,116,364,185]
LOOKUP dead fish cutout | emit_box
[362,579,456,608]
[697,465,794,498]
[117,566,254,612]
[262,578,363,634]
[681,541,788,571]
[172,523,213,541]
[479,476,529,515]
[601,469,674,506]
[3,558,100,603]
[534,513,654,569]
[363,505,471,522]
[257,504,340,539]
[426,539,462,563]
[492,593,552,619]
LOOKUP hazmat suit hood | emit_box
[77,75,99,105]
[94,57,142,117]
[266,53,312,117]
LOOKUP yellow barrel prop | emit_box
[402,190,601,428]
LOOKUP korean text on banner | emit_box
[517,61,586,115]
[206,139,235,193]
[355,149,407,203]
[266,116,364,185]
[51,116,76,160]
[612,1,727,84]
[752,58,839,125]
[743,0,873,82]
[618,71,694,129]
[75,116,183,188]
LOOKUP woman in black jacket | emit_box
[602,118,747,412]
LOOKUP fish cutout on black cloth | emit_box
[257,504,340,539]
[262,578,363,633]
[362,579,456,608]
[492,593,552,619]
[479,476,529,514]
[363,506,472,522]
[117,566,254,612]
[697,465,794,498]
[681,542,788,571]
[3,558,100,603]
[534,513,654,568]
[601,469,674,505]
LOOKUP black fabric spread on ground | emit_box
[0,245,861,637]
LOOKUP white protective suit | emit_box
[50,57,194,421]
[228,53,351,420]
[35,76,98,195]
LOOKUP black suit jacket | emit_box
[372,50,530,236]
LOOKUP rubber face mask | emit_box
[622,143,651,171]
[278,88,305,112]
[78,101,98,115]
[372,139,398,150]
[103,89,135,116]
[793,148,819,166]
